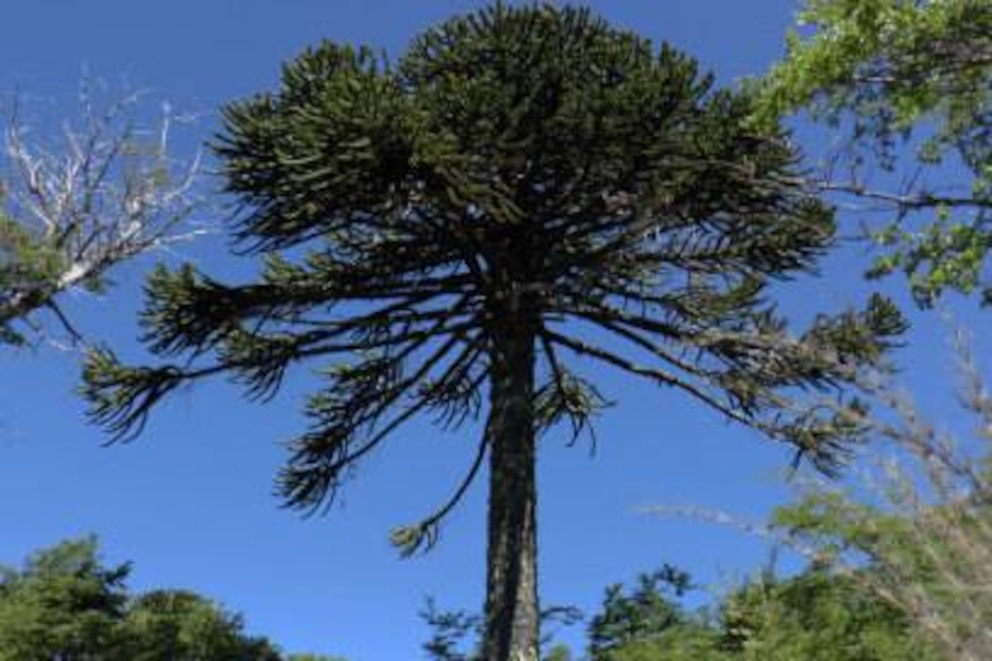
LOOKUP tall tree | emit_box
[83,5,904,659]
[0,83,203,348]
[753,0,992,306]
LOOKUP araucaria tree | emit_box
[82,6,904,660]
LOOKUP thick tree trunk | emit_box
[482,323,540,661]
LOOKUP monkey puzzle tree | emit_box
[82,5,905,660]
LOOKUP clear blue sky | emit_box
[0,2,986,659]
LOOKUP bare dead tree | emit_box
[0,80,206,347]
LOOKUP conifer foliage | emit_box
[83,5,905,659]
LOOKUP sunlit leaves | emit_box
[754,0,992,305]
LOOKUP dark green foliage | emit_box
[421,598,482,661]
[0,538,292,660]
[0,213,67,346]
[720,570,932,661]
[0,537,130,659]
[585,566,727,661]
[587,565,692,657]
[83,5,906,658]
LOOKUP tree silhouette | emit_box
[83,6,905,659]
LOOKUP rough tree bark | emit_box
[483,312,540,661]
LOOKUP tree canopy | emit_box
[83,4,906,659]
[754,0,992,306]
[0,537,285,660]
[421,561,930,661]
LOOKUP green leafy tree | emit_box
[83,5,906,659]
[0,537,129,660]
[585,564,928,661]
[0,211,67,345]
[768,373,992,660]
[587,566,727,661]
[754,0,992,306]
[719,570,931,661]
[0,538,295,660]
[123,589,281,660]
[678,332,992,659]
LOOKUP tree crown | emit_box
[84,4,905,553]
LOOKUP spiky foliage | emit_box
[82,5,904,659]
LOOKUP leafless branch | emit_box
[0,82,209,347]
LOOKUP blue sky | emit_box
[0,1,987,659]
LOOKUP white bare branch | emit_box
[0,82,209,346]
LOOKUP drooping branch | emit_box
[139,261,478,358]
[541,323,869,471]
[537,332,607,447]
[279,331,487,513]
[572,311,715,381]
[390,428,490,557]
